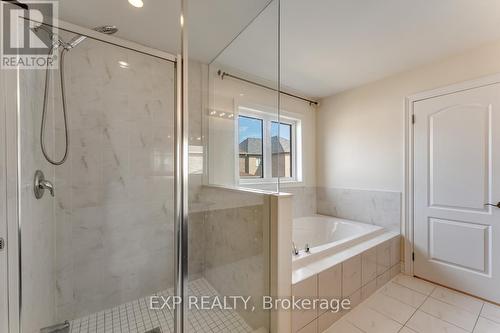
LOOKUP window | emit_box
[237,106,301,183]
[271,121,292,178]
[238,116,264,178]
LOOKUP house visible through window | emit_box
[271,121,292,178]
[237,107,300,183]
[238,116,263,178]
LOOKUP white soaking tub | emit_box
[293,214,385,268]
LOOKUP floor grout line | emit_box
[427,293,484,315]
[471,303,484,333]
[408,283,480,333]
[404,287,434,333]
[364,292,417,327]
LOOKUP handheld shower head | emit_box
[31,25,66,49]
[67,25,118,49]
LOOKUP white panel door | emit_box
[414,83,500,303]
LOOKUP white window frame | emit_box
[235,104,302,185]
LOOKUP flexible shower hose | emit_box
[40,45,69,165]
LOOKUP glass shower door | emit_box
[185,0,280,332]
[16,26,177,333]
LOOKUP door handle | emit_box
[485,202,500,208]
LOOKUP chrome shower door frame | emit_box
[4,16,185,333]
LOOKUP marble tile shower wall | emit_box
[188,60,270,330]
[316,187,401,232]
[284,187,317,218]
[52,37,177,321]
[19,68,58,332]
[189,187,270,331]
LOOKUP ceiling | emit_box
[59,0,500,98]
[58,0,271,62]
[216,0,500,98]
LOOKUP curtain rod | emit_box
[217,70,318,106]
[1,0,29,10]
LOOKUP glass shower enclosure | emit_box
[14,24,177,333]
[1,0,282,332]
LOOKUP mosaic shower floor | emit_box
[69,278,254,333]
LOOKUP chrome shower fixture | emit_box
[66,25,119,49]
[39,24,119,165]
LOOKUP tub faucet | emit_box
[292,242,299,256]
[305,244,310,253]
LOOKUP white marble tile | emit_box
[365,292,417,324]
[390,236,401,267]
[345,304,402,333]
[392,274,435,296]
[406,310,468,333]
[318,264,342,315]
[293,267,317,285]
[202,200,269,329]
[285,186,317,218]
[400,327,418,333]
[474,317,500,333]
[68,278,252,333]
[292,275,318,332]
[379,282,427,308]
[420,297,478,331]
[297,319,317,333]
[390,263,400,279]
[376,241,391,275]
[347,289,362,310]
[376,269,391,289]
[294,231,399,280]
[361,279,377,300]
[342,255,362,297]
[316,187,401,231]
[362,247,377,286]
[17,69,58,332]
[431,286,483,315]
[323,318,364,333]
[48,37,182,322]
[317,309,344,332]
[481,302,500,324]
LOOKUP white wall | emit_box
[317,39,500,192]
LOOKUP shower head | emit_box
[67,25,118,49]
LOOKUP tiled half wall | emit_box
[316,187,401,232]
[291,235,401,333]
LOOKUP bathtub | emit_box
[293,214,385,268]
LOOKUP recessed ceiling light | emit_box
[128,0,143,8]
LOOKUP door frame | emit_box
[404,73,500,276]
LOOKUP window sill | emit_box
[238,179,303,187]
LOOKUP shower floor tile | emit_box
[69,278,254,333]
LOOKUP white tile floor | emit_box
[69,278,253,333]
[325,274,500,333]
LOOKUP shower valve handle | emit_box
[34,170,55,199]
[39,179,55,197]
